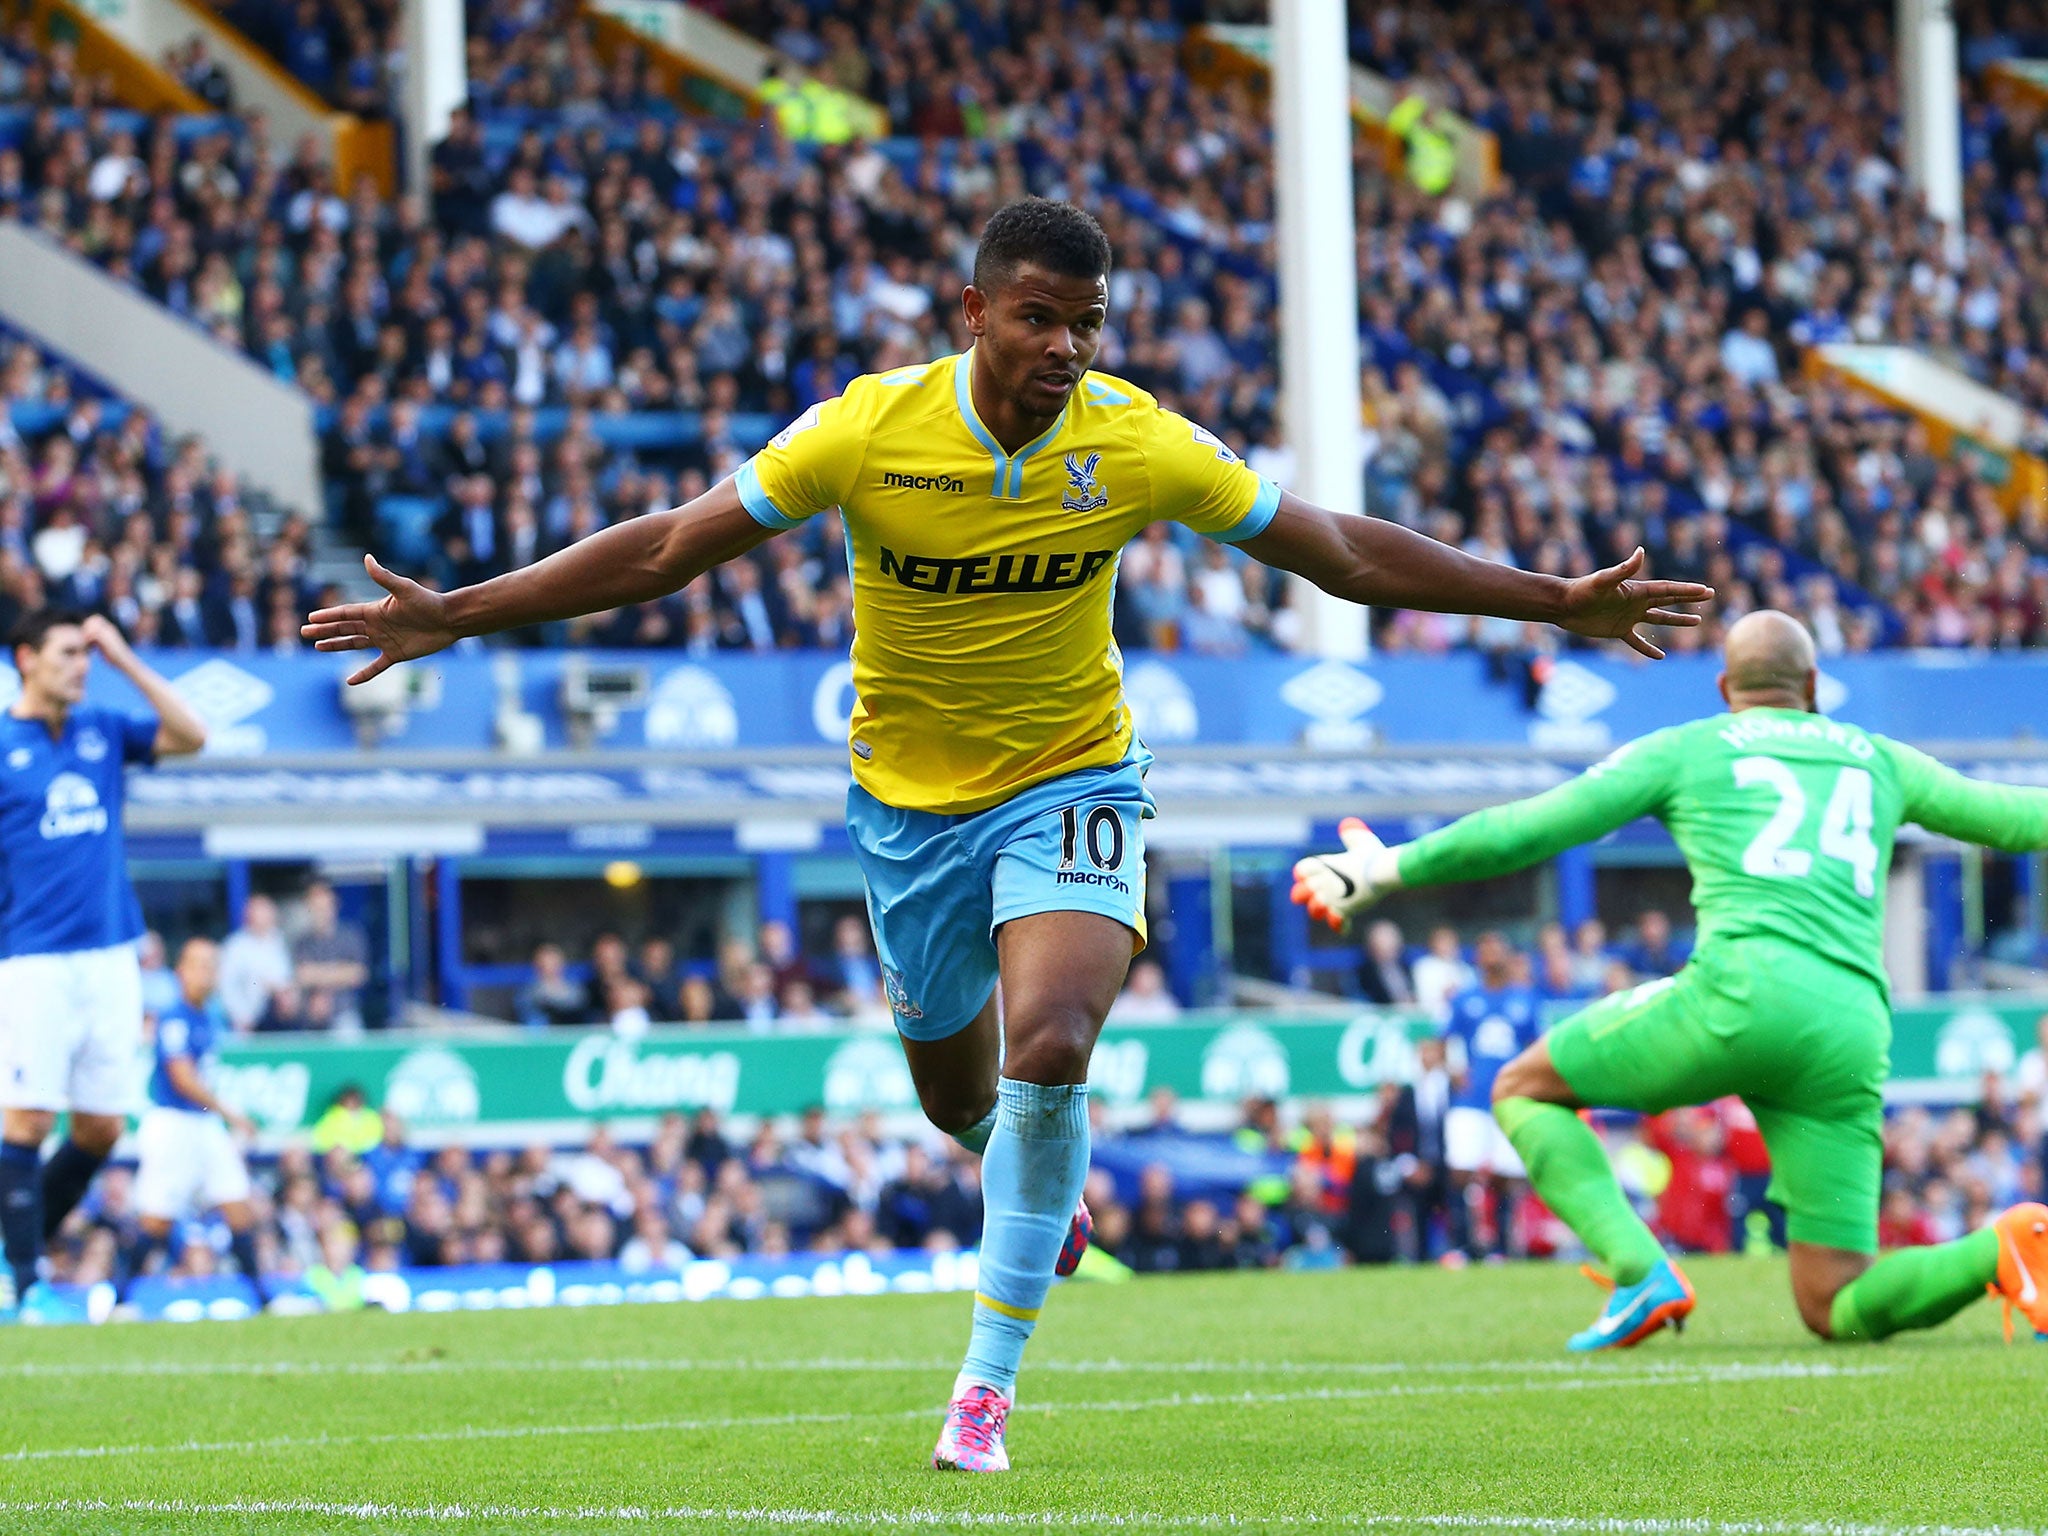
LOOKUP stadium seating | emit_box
[0,326,320,648]
[10,0,2048,654]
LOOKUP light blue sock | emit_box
[960,1078,1090,1398]
[951,1103,998,1156]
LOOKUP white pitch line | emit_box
[0,1362,1889,1465]
[0,1354,1873,1382]
[0,1501,2033,1536]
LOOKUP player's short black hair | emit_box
[973,198,1112,294]
[9,607,89,670]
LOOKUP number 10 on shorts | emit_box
[1058,805,1126,872]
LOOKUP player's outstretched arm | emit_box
[1238,495,1712,659]
[1887,739,2048,854]
[1292,733,1675,930]
[302,480,776,685]
[81,615,207,757]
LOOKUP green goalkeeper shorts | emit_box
[1546,936,1889,1254]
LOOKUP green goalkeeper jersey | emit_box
[1396,706,2048,996]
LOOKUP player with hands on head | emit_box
[1294,610,2048,1351]
[307,198,1709,1469]
[0,609,207,1322]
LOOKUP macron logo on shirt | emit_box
[40,772,108,839]
[880,471,966,493]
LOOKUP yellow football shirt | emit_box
[735,350,1281,814]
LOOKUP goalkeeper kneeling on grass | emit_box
[1293,610,2048,1350]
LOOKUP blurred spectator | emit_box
[1569,921,1611,996]
[220,895,294,1033]
[361,1111,421,1216]
[734,962,780,1031]
[1411,926,1474,1020]
[1717,1096,1782,1252]
[758,921,810,998]
[305,1221,368,1311]
[875,1143,980,1250]
[1174,1198,1230,1271]
[1358,919,1415,1007]
[635,938,679,1021]
[2015,1014,2048,1107]
[292,881,370,1031]
[1618,911,1688,979]
[1108,959,1181,1022]
[307,1084,382,1155]
[518,942,588,1028]
[1290,1104,1355,1219]
[676,974,722,1025]
[1643,1108,1736,1256]
[1382,1035,1460,1259]
[605,977,653,1037]
[619,1206,691,1272]
[776,979,831,1030]
[1121,1162,1183,1273]
[579,933,632,1021]
[1342,1122,1401,1264]
[137,930,178,1020]
[824,915,883,1017]
[1280,1160,1342,1267]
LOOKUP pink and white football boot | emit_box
[931,1383,1012,1472]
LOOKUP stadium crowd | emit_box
[1346,0,2048,651]
[0,335,324,650]
[7,0,2048,656]
[60,871,2048,1300]
[41,1003,2046,1297]
[505,915,892,1031]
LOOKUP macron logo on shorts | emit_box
[1055,869,1130,894]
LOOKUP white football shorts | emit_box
[0,943,144,1116]
[1445,1104,1527,1177]
[134,1106,252,1218]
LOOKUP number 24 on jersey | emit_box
[1734,758,1879,898]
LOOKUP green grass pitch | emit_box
[0,1257,2038,1534]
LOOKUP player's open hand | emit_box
[301,556,458,685]
[1557,548,1712,660]
[1290,818,1402,933]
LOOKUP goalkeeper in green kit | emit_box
[1293,611,2048,1350]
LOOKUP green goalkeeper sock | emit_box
[1496,1097,1665,1287]
[1827,1229,2000,1342]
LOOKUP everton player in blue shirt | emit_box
[125,936,268,1309]
[0,610,206,1319]
[1441,931,1545,1258]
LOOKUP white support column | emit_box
[1886,843,1929,1001]
[1271,0,1367,660]
[404,0,469,199]
[1898,0,1963,253]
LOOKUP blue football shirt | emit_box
[1442,983,1544,1111]
[0,705,157,958]
[149,996,224,1112]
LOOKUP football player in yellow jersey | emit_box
[307,199,1710,1471]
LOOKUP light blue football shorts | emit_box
[846,746,1155,1042]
